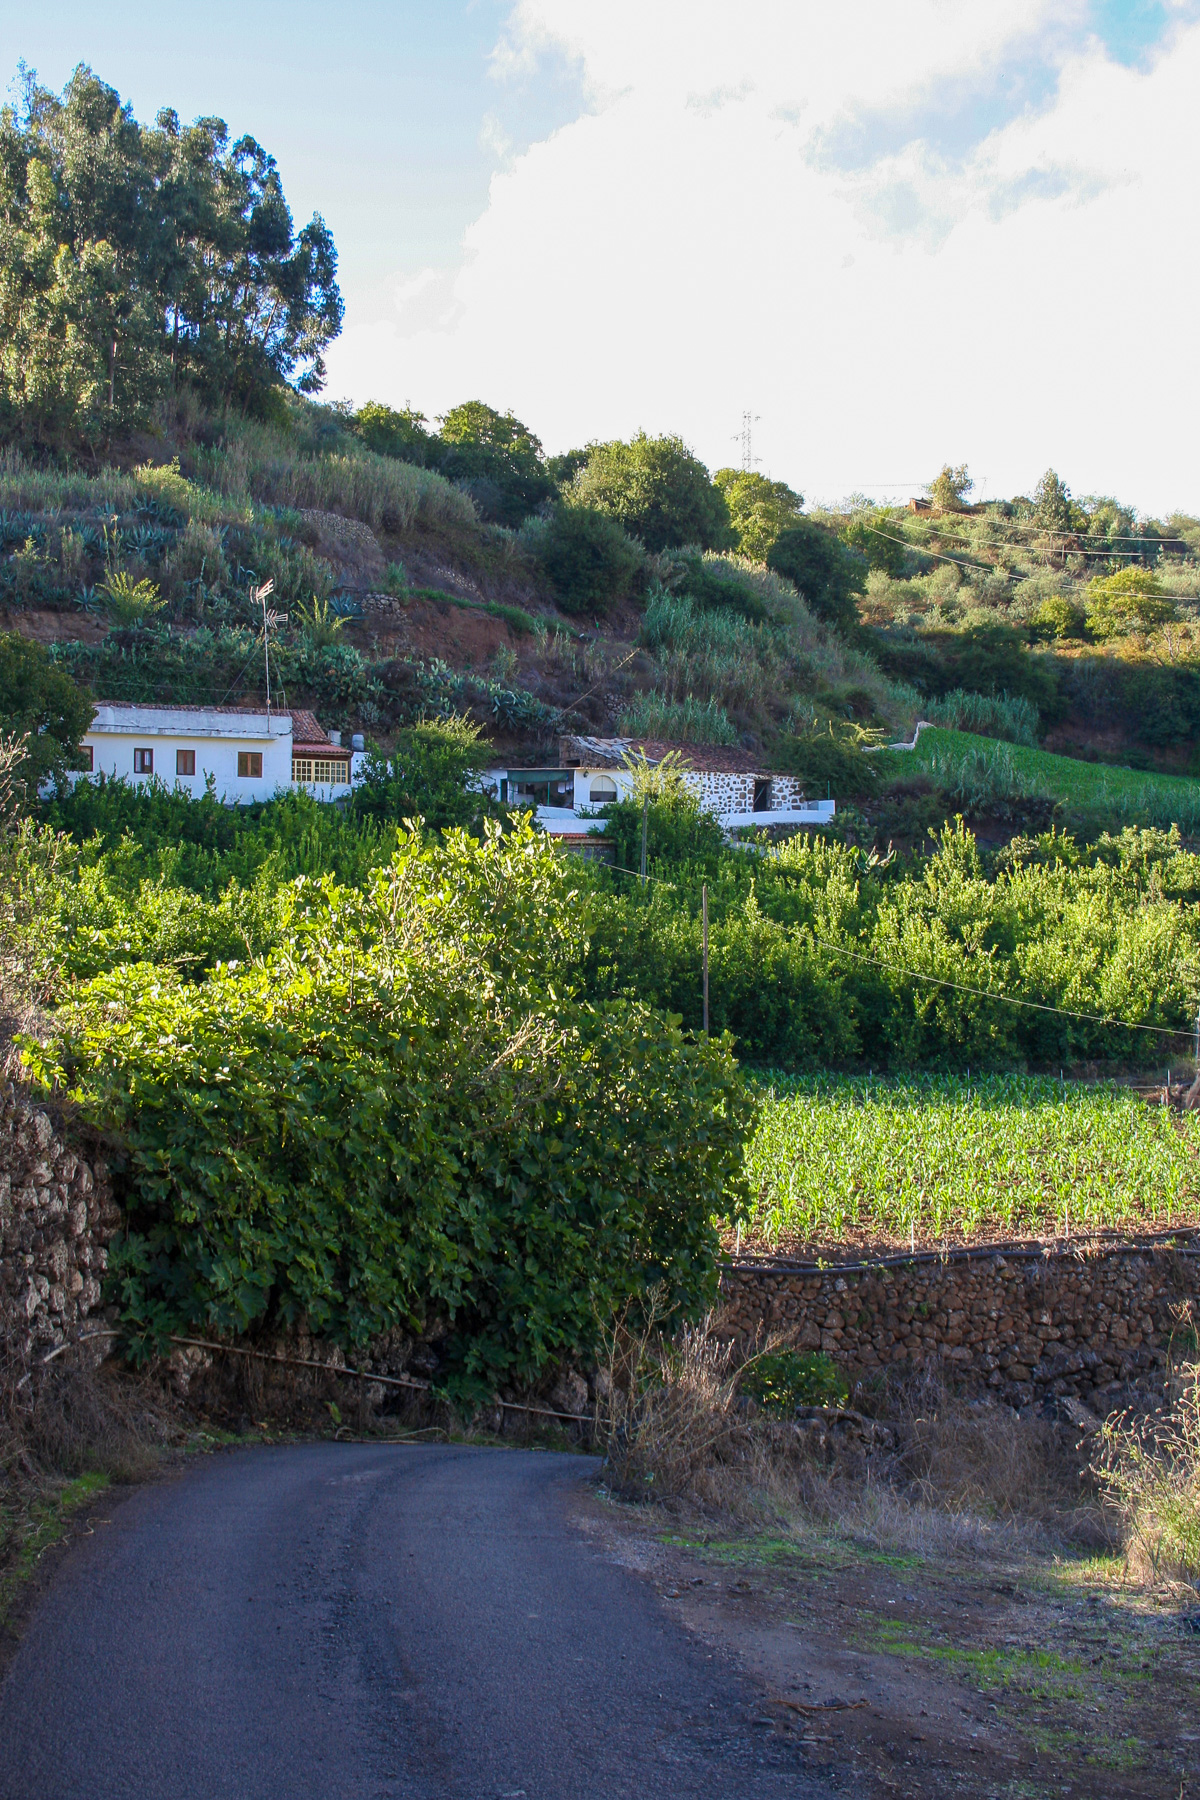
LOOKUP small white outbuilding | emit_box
[74,703,362,804]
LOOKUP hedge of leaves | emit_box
[24,820,751,1396]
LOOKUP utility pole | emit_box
[702,883,709,1036]
[640,794,649,889]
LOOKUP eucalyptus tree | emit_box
[0,65,343,446]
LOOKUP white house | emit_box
[74,703,365,804]
[478,735,836,843]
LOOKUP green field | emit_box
[884,727,1200,831]
[744,1074,1198,1246]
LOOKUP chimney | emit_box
[351,733,365,752]
[328,729,342,747]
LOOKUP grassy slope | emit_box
[897,725,1200,814]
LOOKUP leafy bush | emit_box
[1029,594,1088,641]
[571,433,732,553]
[351,716,495,831]
[535,503,643,615]
[712,470,804,562]
[26,821,751,1391]
[434,400,556,527]
[100,572,166,627]
[774,724,881,797]
[740,1350,849,1414]
[767,521,866,633]
[1086,568,1177,640]
[666,550,768,622]
[602,787,727,870]
[0,632,93,783]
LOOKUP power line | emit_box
[863,524,1200,602]
[811,934,1195,1040]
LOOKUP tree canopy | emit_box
[766,519,865,632]
[0,631,93,783]
[0,66,343,446]
[571,433,733,553]
[713,469,804,561]
[433,400,555,526]
[927,464,973,511]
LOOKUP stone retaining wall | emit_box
[0,1084,119,1368]
[719,1244,1200,1409]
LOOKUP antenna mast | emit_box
[254,580,277,714]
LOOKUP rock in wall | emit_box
[0,1083,119,1368]
[720,1244,1200,1409]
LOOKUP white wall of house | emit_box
[79,705,293,804]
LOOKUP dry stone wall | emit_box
[0,1084,119,1368]
[720,1243,1200,1409]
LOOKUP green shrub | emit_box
[767,521,866,633]
[536,504,643,614]
[601,788,726,870]
[667,550,768,622]
[773,724,881,797]
[351,716,495,831]
[711,470,804,562]
[0,632,93,783]
[740,1350,849,1414]
[26,821,751,1391]
[571,433,733,553]
[1029,594,1088,641]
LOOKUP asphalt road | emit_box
[0,1443,835,1800]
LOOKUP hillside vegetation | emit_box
[4,66,1200,1394]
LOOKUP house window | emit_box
[176,749,196,776]
[238,752,263,779]
[133,748,153,775]
[588,777,618,805]
[292,757,349,785]
[79,746,94,772]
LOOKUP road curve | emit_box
[0,1443,833,1800]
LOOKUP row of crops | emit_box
[742,1074,1198,1246]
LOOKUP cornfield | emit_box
[744,1074,1198,1245]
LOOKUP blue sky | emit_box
[0,2,582,293]
[2,2,1196,507]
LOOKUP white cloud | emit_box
[326,2,1200,513]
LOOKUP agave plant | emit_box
[100,570,167,627]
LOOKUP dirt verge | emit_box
[578,1493,1200,1798]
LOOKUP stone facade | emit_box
[719,1244,1200,1408]
[0,1084,119,1368]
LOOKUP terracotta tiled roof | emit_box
[559,734,762,774]
[287,710,350,756]
[286,709,329,746]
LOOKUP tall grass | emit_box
[191,418,477,536]
[1094,1359,1200,1588]
[923,687,1039,747]
[617,691,736,744]
[745,1074,1198,1243]
[0,449,235,525]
